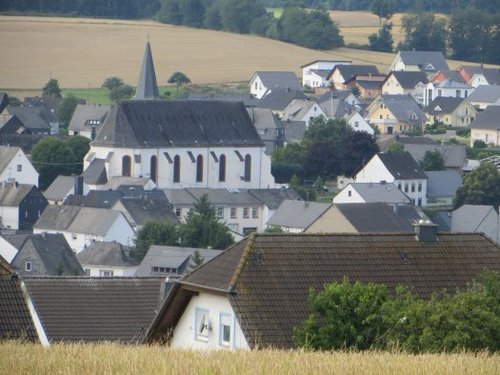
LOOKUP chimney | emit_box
[414,220,438,242]
[74,175,84,195]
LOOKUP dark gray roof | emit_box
[246,107,281,142]
[426,97,467,115]
[384,98,427,124]
[433,79,471,89]
[0,275,38,342]
[104,177,155,191]
[164,188,262,207]
[310,69,331,79]
[0,233,31,250]
[0,134,43,154]
[0,146,21,175]
[470,105,500,130]
[425,171,463,198]
[247,188,301,210]
[405,144,466,169]
[266,200,331,229]
[68,104,110,132]
[82,158,107,185]
[0,184,36,207]
[43,176,75,201]
[378,152,427,179]
[281,120,306,143]
[481,69,500,85]
[135,245,222,277]
[117,197,178,226]
[397,51,449,72]
[257,88,308,111]
[318,93,354,117]
[93,100,263,148]
[385,71,428,89]
[65,190,122,208]
[147,232,500,348]
[328,65,379,81]
[452,205,498,234]
[344,183,411,204]
[77,242,138,268]
[432,211,452,232]
[8,106,56,131]
[23,97,65,113]
[182,92,260,107]
[434,70,466,83]
[253,71,301,91]
[355,79,384,90]
[134,42,160,100]
[0,93,8,113]
[467,85,500,104]
[23,277,165,343]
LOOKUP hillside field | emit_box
[0,342,498,375]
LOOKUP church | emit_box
[83,43,275,190]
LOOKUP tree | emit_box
[454,162,500,208]
[400,13,447,54]
[420,150,445,171]
[42,79,62,98]
[109,84,134,102]
[179,194,234,249]
[387,141,404,154]
[368,22,393,52]
[133,220,179,260]
[31,137,75,189]
[101,76,125,90]
[157,0,183,25]
[65,136,91,174]
[219,0,267,34]
[56,94,79,131]
[192,250,204,266]
[370,0,395,27]
[168,71,191,92]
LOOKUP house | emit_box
[33,205,135,253]
[452,205,499,244]
[77,241,139,276]
[425,97,477,127]
[355,152,427,206]
[249,71,301,99]
[0,233,30,263]
[467,85,500,110]
[0,145,39,186]
[333,182,411,205]
[265,200,331,233]
[68,104,110,139]
[84,43,275,191]
[365,95,427,135]
[344,74,386,99]
[144,230,500,349]
[328,65,380,91]
[381,71,429,104]
[431,70,466,84]
[11,233,83,276]
[111,196,178,230]
[378,135,439,152]
[43,175,85,205]
[181,92,260,107]
[344,112,374,135]
[280,120,306,144]
[306,202,424,233]
[469,105,500,146]
[0,183,47,230]
[281,99,327,127]
[1,106,58,135]
[425,171,463,207]
[22,276,166,345]
[390,51,449,75]
[459,66,500,87]
[257,88,308,115]
[135,245,222,277]
[101,176,157,191]
[404,143,467,172]
[423,79,473,107]
[301,60,351,88]
[246,107,283,154]
[318,92,355,118]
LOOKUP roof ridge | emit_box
[228,233,256,293]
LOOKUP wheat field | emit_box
[0,342,498,375]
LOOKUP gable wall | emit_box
[0,206,19,229]
[347,113,374,135]
[306,206,358,233]
[104,214,135,247]
[250,76,269,99]
[11,240,48,276]
[382,75,405,95]
[333,186,365,204]
[0,235,20,263]
[0,149,39,187]
[355,156,394,183]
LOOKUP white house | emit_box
[249,71,301,99]
[300,60,351,88]
[68,104,110,139]
[281,99,327,128]
[469,105,500,146]
[381,71,428,105]
[423,79,473,107]
[333,182,411,205]
[390,51,449,74]
[265,200,331,233]
[0,146,39,187]
[77,241,138,276]
[355,152,428,206]
[83,43,275,191]
[344,112,374,135]
[33,205,135,253]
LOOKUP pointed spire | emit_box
[134,41,160,100]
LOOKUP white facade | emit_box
[85,146,274,190]
[470,128,500,147]
[345,112,374,135]
[333,187,366,204]
[382,75,426,104]
[302,61,350,87]
[469,74,490,88]
[0,235,20,263]
[170,292,249,350]
[0,206,19,230]
[423,81,473,107]
[82,264,138,277]
[249,75,269,99]
[0,147,39,187]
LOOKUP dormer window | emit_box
[434,105,441,112]
[426,63,435,71]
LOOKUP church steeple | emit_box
[134,41,160,100]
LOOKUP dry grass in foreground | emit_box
[0,342,498,375]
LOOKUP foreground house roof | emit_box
[146,232,500,348]
[377,152,427,179]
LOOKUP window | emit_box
[17,164,22,172]
[219,154,226,182]
[418,182,422,192]
[25,261,32,272]
[195,308,210,342]
[404,183,409,193]
[244,155,251,182]
[243,208,249,218]
[173,155,181,183]
[227,223,239,232]
[397,183,402,190]
[418,198,422,206]
[219,313,232,347]
[252,207,258,219]
[71,233,77,240]
[122,155,131,177]
[216,207,224,219]
[99,270,114,277]
[411,183,415,193]
[456,90,461,98]
[196,155,203,182]
[230,207,237,219]
[348,190,352,197]
[150,155,157,183]
[354,121,359,127]
[175,208,182,217]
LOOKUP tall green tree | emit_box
[157,0,183,25]
[55,94,79,131]
[133,220,179,260]
[370,0,395,27]
[31,137,75,189]
[101,76,124,90]
[168,71,191,91]
[400,13,447,53]
[454,162,500,208]
[420,150,445,171]
[368,22,393,52]
[42,78,62,98]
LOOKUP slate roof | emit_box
[43,176,75,201]
[377,152,427,179]
[467,85,500,104]
[135,245,222,277]
[0,233,31,252]
[266,200,331,229]
[77,241,138,268]
[23,97,64,113]
[246,107,281,141]
[328,65,380,82]
[432,211,452,232]
[0,275,38,342]
[23,277,165,343]
[164,188,262,207]
[0,134,43,154]
[64,190,122,208]
[252,71,301,91]
[318,97,353,117]
[181,92,260,107]
[34,205,122,235]
[480,68,500,85]
[451,205,497,233]
[0,145,20,175]
[103,177,155,191]
[0,184,36,207]
[425,171,463,198]
[93,100,263,148]
[68,104,110,132]
[8,106,56,131]
[432,70,465,83]
[134,41,160,100]
[117,197,178,226]
[470,105,500,130]
[282,99,319,121]
[397,51,449,72]
[247,188,301,210]
[147,232,500,348]
[0,93,8,113]
[384,98,427,124]
[404,144,467,169]
[427,97,467,115]
[281,120,306,143]
[355,79,384,90]
[340,182,411,204]
[257,88,308,111]
[82,158,107,185]
[309,69,331,79]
